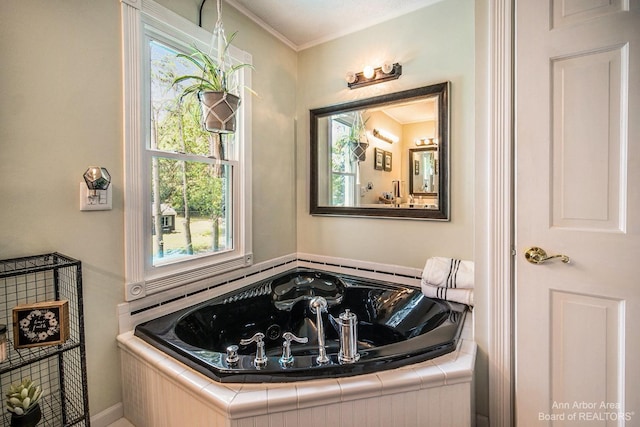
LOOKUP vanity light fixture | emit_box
[80,166,112,211]
[415,137,437,146]
[346,62,402,89]
[372,128,399,144]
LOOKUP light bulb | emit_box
[363,65,375,79]
[382,61,394,74]
[345,71,357,84]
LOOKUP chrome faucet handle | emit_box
[240,332,267,368]
[280,332,308,367]
[225,344,239,365]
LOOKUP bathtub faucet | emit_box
[240,332,267,368]
[309,296,330,365]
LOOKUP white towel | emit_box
[421,257,474,289]
[421,283,474,306]
[421,257,474,306]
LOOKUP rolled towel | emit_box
[421,283,474,306]
[421,257,474,289]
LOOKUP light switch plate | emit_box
[79,182,112,211]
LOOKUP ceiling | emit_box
[225,0,443,51]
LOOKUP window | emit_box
[122,0,252,300]
[329,114,357,206]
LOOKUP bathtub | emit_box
[118,260,476,426]
[134,268,467,383]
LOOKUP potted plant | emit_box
[5,379,42,427]
[172,32,254,134]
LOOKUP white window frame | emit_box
[328,116,357,206]
[121,0,252,301]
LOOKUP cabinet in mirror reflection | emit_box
[310,82,449,220]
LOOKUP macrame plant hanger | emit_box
[349,111,369,186]
[207,0,235,176]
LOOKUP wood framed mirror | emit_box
[310,82,450,220]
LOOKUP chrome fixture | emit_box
[225,344,239,366]
[240,332,267,368]
[279,332,308,367]
[346,62,402,89]
[309,296,330,365]
[331,309,360,364]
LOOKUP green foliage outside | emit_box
[150,40,231,262]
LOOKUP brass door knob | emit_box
[524,247,570,265]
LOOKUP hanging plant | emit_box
[348,111,370,163]
[172,0,255,133]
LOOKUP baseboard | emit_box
[90,402,124,427]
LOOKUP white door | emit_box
[516,1,640,425]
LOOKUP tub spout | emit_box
[309,296,330,365]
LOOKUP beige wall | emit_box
[0,0,480,420]
[296,0,475,268]
[0,0,297,416]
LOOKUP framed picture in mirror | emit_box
[384,151,392,172]
[374,148,384,170]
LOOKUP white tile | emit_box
[155,356,187,378]
[376,365,422,394]
[438,358,474,385]
[266,383,298,413]
[337,373,382,401]
[177,368,211,392]
[412,361,446,389]
[458,338,476,356]
[201,382,239,412]
[228,389,268,419]
[296,377,341,409]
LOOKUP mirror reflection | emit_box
[310,83,449,220]
[409,146,439,198]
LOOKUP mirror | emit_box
[409,146,439,196]
[310,82,449,220]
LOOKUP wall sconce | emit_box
[346,62,402,89]
[372,128,399,144]
[415,137,437,146]
[80,166,112,211]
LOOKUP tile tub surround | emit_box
[117,323,475,427]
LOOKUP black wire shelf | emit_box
[1,253,90,427]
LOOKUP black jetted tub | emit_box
[134,268,467,383]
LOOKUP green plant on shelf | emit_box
[5,378,42,416]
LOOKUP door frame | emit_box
[477,0,514,425]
